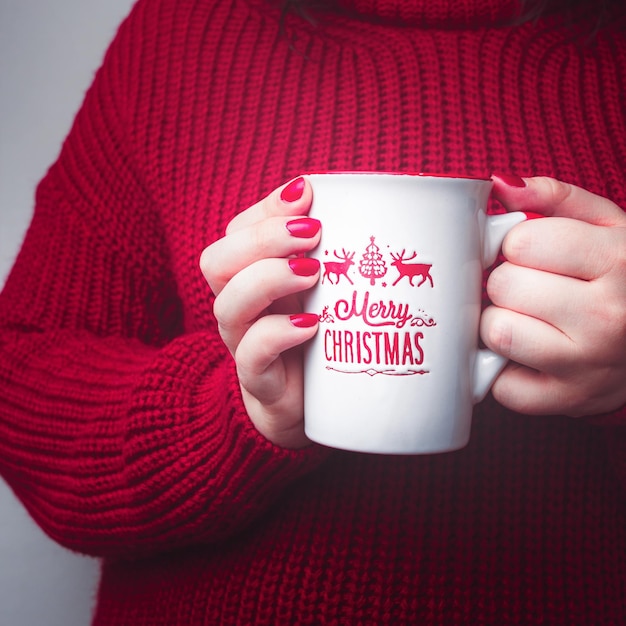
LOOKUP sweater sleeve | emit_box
[0,2,328,559]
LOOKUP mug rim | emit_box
[304,170,491,182]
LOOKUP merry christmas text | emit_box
[324,329,425,366]
[334,290,415,328]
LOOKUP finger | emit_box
[481,305,576,375]
[200,214,321,296]
[235,313,318,406]
[501,216,617,280]
[226,177,313,234]
[491,361,626,417]
[213,257,320,353]
[486,262,590,333]
[492,174,626,227]
[490,363,576,416]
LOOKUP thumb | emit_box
[491,174,625,227]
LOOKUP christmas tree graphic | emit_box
[359,236,388,286]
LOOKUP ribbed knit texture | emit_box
[1,0,625,623]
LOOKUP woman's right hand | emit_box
[199,177,321,449]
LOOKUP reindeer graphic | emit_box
[389,250,434,287]
[322,249,355,284]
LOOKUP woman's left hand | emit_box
[480,175,626,417]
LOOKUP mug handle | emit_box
[472,211,537,403]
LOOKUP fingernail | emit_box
[285,217,321,238]
[280,177,305,202]
[288,257,320,276]
[289,313,319,328]
[493,173,527,188]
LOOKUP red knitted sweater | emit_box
[1,0,625,623]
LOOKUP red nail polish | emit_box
[285,217,321,238]
[288,257,320,276]
[280,177,305,202]
[493,173,526,188]
[289,313,319,328]
[524,211,544,220]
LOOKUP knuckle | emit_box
[224,217,239,236]
[247,189,284,225]
[562,375,611,417]
[225,194,271,235]
[540,176,574,208]
[605,296,626,340]
[198,246,229,291]
[198,246,213,276]
[611,226,626,268]
[493,323,514,358]
[211,295,227,324]
[211,293,234,329]
[486,263,513,305]
[587,289,626,351]
[253,219,275,253]
[491,368,531,412]
[502,227,532,264]
[483,310,514,358]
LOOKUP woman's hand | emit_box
[481,175,626,417]
[199,177,320,448]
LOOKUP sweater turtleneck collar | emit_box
[327,0,576,27]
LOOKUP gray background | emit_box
[1,1,135,624]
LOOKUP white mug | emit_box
[303,172,528,454]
